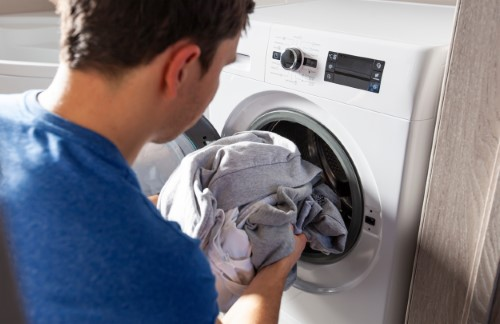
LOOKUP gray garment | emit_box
[237,182,347,288]
[237,182,347,267]
[157,130,347,291]
[237,184,313,269]
[296,183,347,255]
[236,184,313,289]
[157,131,322,249]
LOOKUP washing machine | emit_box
[206,0,456,323]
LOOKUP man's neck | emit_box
[37,65,152,164]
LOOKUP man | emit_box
[0,1,306,323]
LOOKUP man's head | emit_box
[55,0,255,80]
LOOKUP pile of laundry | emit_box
[157,130,347,312]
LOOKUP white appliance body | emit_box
[207,1,455,323]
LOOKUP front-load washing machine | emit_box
[206,0,456,323]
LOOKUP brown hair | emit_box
[56,0,255,79]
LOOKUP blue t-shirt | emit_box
[0,91,219,323]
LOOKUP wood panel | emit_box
[0,0,54,15]
[469,171,500,323]
[489,268,500,323]
[406,0,500,322]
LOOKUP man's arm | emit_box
[218,233,307,324]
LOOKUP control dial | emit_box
[280,48,303,71]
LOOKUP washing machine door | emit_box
[131,116,220,196]
[248,110,364,265]
[219,92,382,294]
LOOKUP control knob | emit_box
[280,48,303,71]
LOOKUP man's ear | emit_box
[163,42,201,99]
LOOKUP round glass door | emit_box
[250,109,363,263]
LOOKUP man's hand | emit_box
[148,194,159,206]
[219,231,307,324]
[274,231,307,272]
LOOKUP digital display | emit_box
[324,51,385,93]
[336,54,373,78]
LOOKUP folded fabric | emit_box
[157,130,347,312]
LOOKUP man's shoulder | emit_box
[0,92,27,122]
[0,91,24,105]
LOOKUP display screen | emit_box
[335,54,373,78]
[324,51,385,93]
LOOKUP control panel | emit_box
[324,52,385,93]
[271,47,384,94]
[256,24,444,120]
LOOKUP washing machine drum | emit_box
[131,116,220,196]
[249,110,363,264]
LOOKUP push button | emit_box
[324,72,334,82]
[368,81,381,93]
[371,71,382,81]
[327,51,338,62]
[326,61,336,72]
[272,51,281,60]
[373,60,385,71]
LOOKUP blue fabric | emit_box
[0,91,218,324]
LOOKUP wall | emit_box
[406,0,500,322]
[0,0,54,15]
